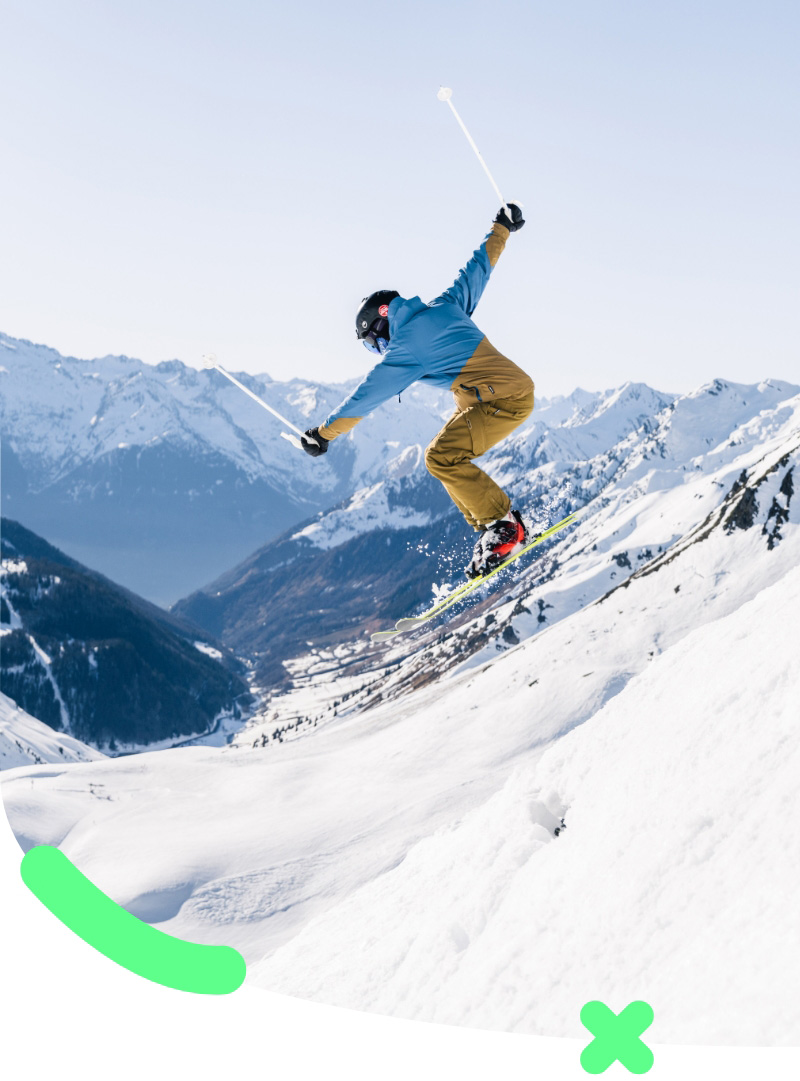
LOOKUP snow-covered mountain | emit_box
[2,374,798,1045]
[0,331,454,604]
[1,518,251,753]
[0,692,106,769]
[176,377,797,696]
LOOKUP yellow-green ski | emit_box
[370,511,578,643]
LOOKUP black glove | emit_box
[494,203,525,232]
[301,427,329,457]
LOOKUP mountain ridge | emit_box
[174,375,798,698]
[1,330,455,602]
[0,518,251,752]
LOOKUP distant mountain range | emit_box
[0,518,250,752]
[175,377,799,697]
[3,327,798,738]
[0,331,454,605]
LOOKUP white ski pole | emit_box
[201,355,305,449]
[437,86,512,221]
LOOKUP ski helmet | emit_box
[355,290,399,339]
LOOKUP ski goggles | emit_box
[362,317,389,355]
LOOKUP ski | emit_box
[370,511,578,642]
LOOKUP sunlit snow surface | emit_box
[2,378,800,1044]
[291,476,433,550]
[252,562,800,1044]
[0,693,106,769]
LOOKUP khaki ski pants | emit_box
[424,389,534,529]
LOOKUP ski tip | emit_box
[371,615,426,640]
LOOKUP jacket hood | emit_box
[389,295,427,337]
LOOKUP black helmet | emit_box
[355,290,399,339]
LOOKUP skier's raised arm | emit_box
[431,204,525,317]
[300,203,536,584]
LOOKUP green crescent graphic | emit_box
[21,845,245,995]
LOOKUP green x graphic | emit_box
[580,1000,654,1074]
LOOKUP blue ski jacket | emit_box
[318,221,533,441]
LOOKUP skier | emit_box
[301,205,534,579]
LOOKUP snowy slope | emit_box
[0,692,106,770]
[2,392,798,1044]
[250,561,800,1045]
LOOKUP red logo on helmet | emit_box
[378,304,389,317]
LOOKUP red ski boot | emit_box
[466,510,527,579]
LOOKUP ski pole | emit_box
[437,86,511,220]
[201,355,304,449]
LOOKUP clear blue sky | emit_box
[2,0,798,397]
